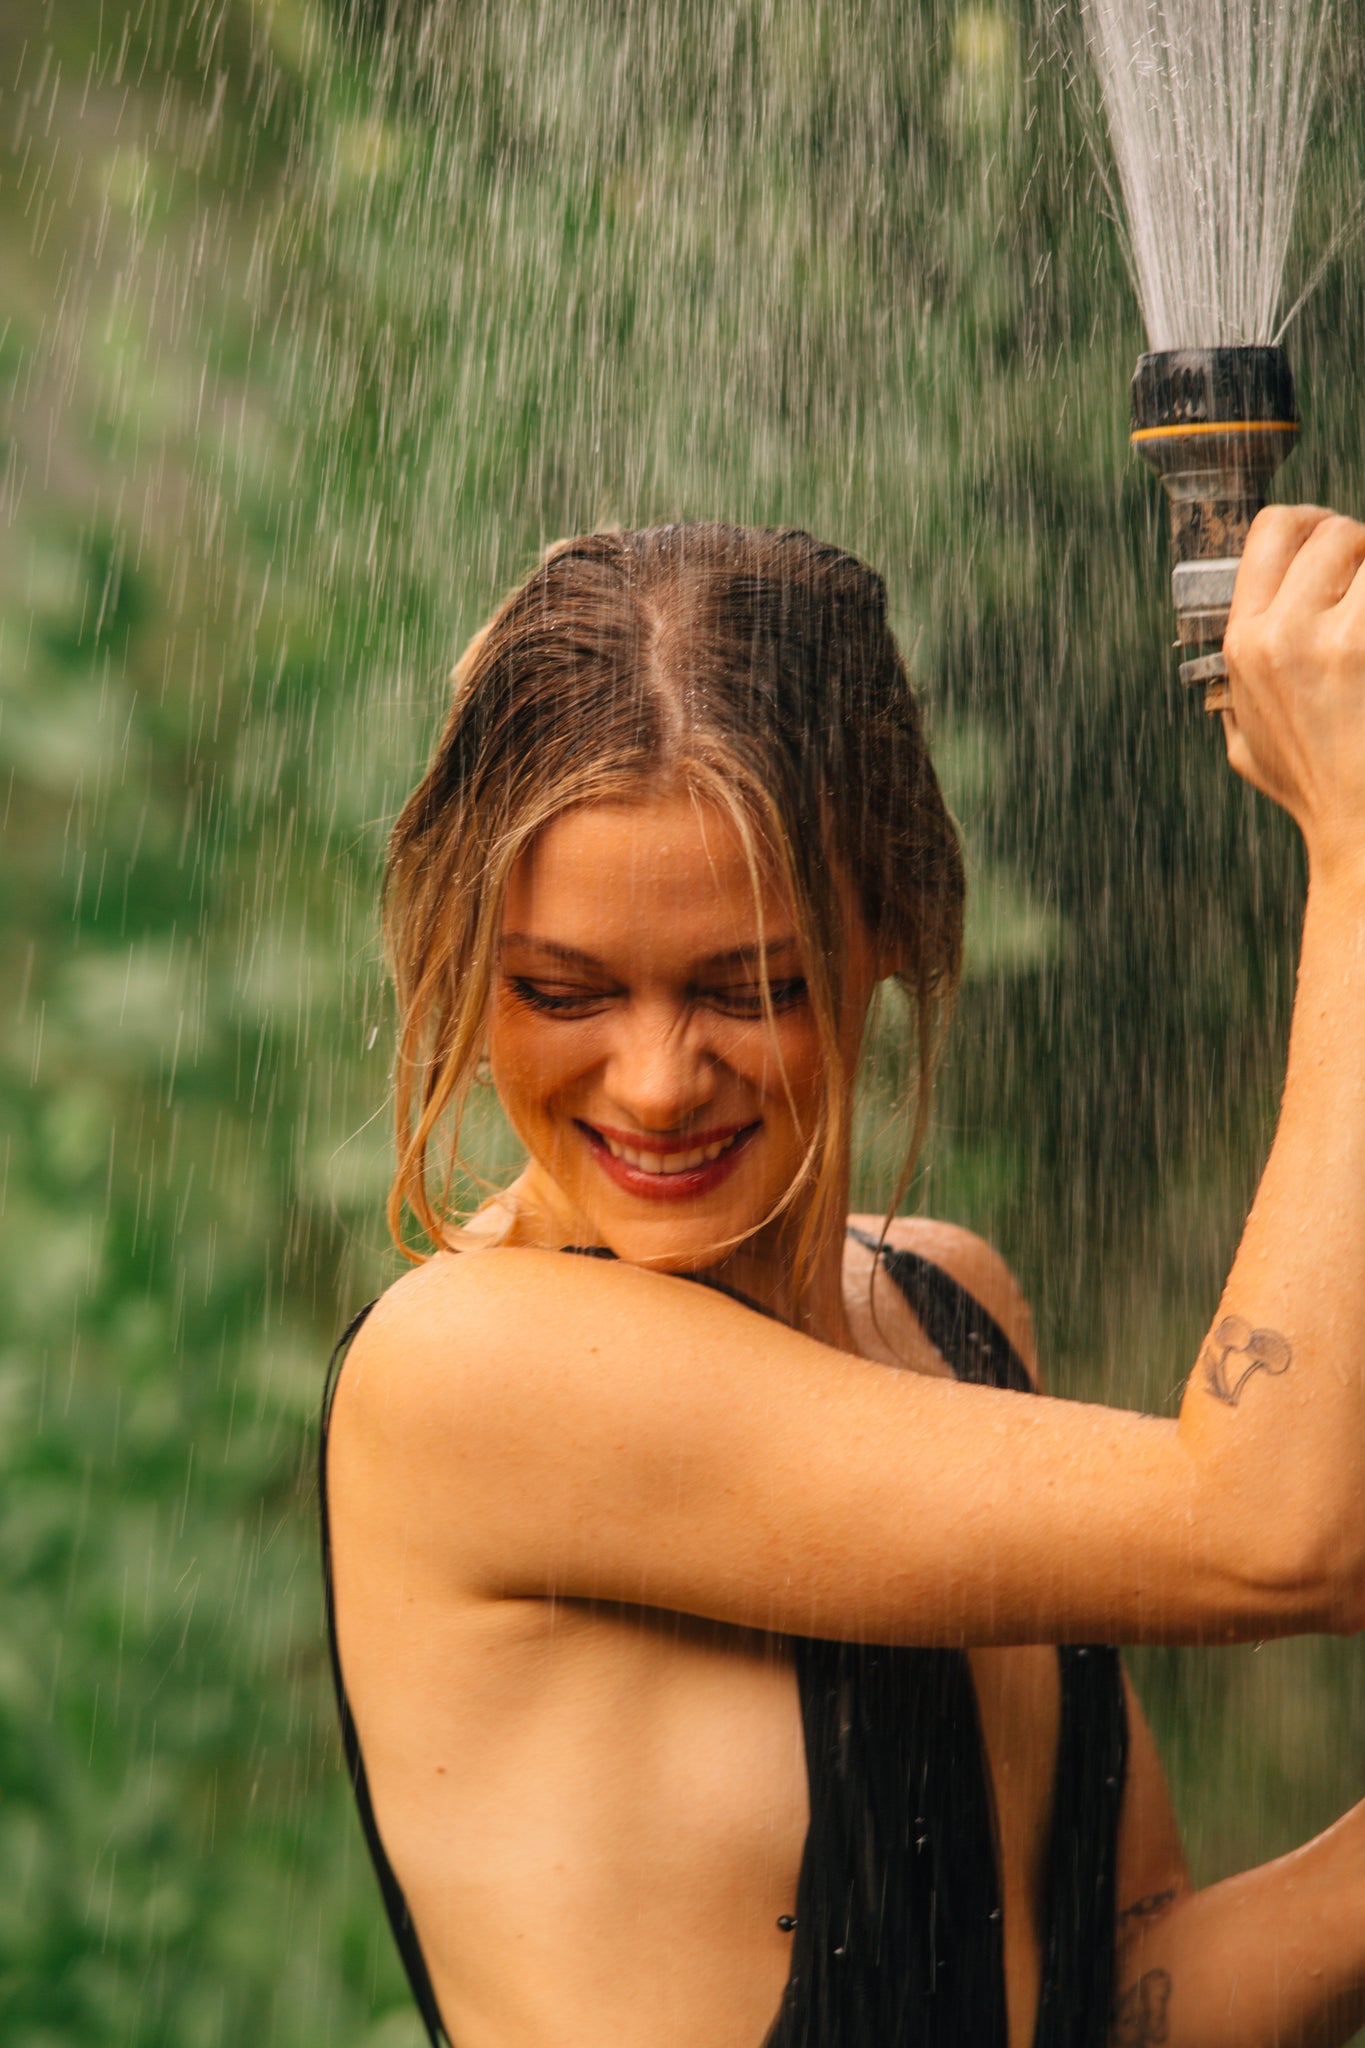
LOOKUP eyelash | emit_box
[505,977,809,1018]
[708,979,809,1017]
[506,978,605,1015]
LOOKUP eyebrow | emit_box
[499,933,803,972]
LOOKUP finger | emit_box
[1220,721,1255,790]
[1332,540,1365,624]
[1271,513,1365,615]
[1228,504,1334,622]
[1219,702,1250,781]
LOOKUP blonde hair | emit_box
[383,523,965,1298]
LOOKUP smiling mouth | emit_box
[578,1121,759,1178]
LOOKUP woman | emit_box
[320,513,1365,2048]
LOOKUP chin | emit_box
[589,1205,762,1274]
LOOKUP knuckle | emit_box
[1243,506,1285,558]
[1221,619,1248,671]
[1227,610,1290,678]
[1256,503,1320,540]
[1260,614,1293,671]
[1317,513,1359,548]
[1323,611,1359,674]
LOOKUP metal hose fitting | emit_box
[1130,346,1299,713]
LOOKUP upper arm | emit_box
[328,1246,1283,1650]
[861,1225,1195,1913]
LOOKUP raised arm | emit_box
[333,509,1365,1650]
[1173,507,1365,1628]
[1109,1668,1365,2048]
[1112,1806,1365,2048]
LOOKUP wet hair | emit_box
[383,522,965,1292]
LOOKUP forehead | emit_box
[502,793,795,963]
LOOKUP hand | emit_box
[1221,506,1365,878]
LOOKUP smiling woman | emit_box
[380,525,963,1315]
[487,793,879,1312]
[322,517,1365,2048]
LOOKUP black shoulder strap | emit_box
[848,1224,1129,2048]
[564,1243,777,1319]
[846,1226,1034,1393]
[319,1301,453,2048]
[1034,1643,1128,2048]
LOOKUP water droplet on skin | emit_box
[8,3,1361,2033]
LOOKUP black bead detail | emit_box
[777,1914,797,1932]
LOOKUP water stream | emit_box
[1081,0,1333,345]
[2,5,1362,2043]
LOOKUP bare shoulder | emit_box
[326,1245,716,1584]
[336,1243,651,1419]
[329,1249,515,1477]
[336,1246,520,1405]
[329,1240,794,1466]
[847,1214,1041,1385]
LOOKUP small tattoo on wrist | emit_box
[1113,1967,1173,2046]
[1199,1316,1292,1406]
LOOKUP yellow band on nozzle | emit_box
[1130,419,1299,444]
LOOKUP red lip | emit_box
[576,1119,759,1202]
[583,1120,755,1156]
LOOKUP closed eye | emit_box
[702,978,809,1017]
[505,977,614,1015]
[504,975,809,1019]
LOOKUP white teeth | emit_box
[601,1131,743,1173]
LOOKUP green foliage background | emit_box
[1,0,1361,2040]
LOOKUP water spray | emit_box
[1080,0,1332,716]
[1129,345,1300,713]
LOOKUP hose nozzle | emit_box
[1130,346,1299,713]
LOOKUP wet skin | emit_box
[484,791,879,1331]
[329,509,1365,2048]
[329,795,1184,2048]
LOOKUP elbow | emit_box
[1180,1415,1365,1638]
[1214,1496,1365,1640]
[1312,1523,1365,1637]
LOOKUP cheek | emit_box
[488,1006,600,1102]
[728,1016,826,1107]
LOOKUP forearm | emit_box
[1113,1800,1365,2048]
[1178,859,1365,1627]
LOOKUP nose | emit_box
[602,1000,719,1132]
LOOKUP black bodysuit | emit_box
[319,1235,1128,2048]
